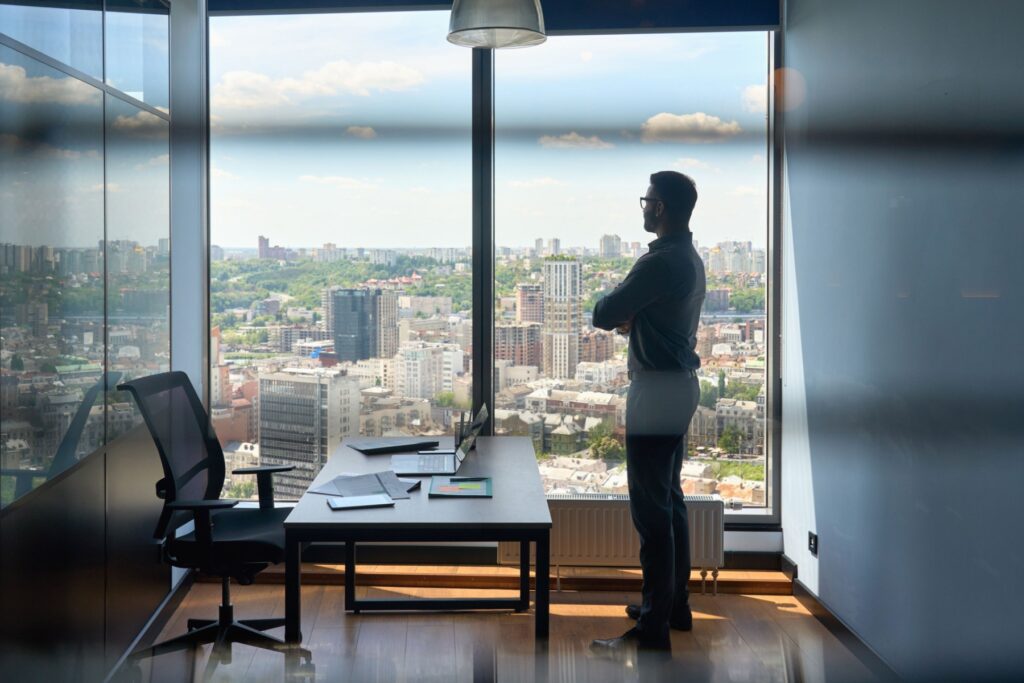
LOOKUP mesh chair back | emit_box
[117,371,226,539]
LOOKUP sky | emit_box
[208,12,769,251]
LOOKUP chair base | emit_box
[126,577,312,675]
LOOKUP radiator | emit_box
[499,494,725,594]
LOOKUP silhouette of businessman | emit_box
[591,171,706,654]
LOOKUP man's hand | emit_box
[616,321,632,336]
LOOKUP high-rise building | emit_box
[542,259,582,379]
[515,283,544,324]
[547,238,561,256]
[258,368,360,498]
[495,322,542,368]
[393,342,464,400]
[534,238,544,257]
[324,288,398,362]
[599,234,622,259]
[579,329,616,363]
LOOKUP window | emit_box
[208,11,472,500]
[206,14,775,514]
[493,33,772,509]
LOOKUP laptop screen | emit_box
[455,404,489,464]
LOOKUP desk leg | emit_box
[345,541,357,613]
[535,531,549,640]
[285,534,302,643]
[519,540,530,611]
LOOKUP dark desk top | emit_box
[284,436,552,531]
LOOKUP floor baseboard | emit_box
[792,578,901,682]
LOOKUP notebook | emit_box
[428,476,493,498]
[326,493,395,511]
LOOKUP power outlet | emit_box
[808,531,818,557]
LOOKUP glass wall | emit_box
[104,95,170,439]
[207,11,471,500]
[0,8,169,508]
[494,34,771,508]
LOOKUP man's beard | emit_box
[643,214,656,233]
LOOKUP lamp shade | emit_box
[448,0,546,49]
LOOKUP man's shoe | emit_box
[625,604,693,631]
[590,627,671,654]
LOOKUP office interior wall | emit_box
[780,1,1024,680]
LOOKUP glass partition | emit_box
[104,94,170,440]
[0,43,105,507]
[104,0,169,109]
[0,0,103,78]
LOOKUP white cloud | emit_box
[0,133,83,159]
[732,184,765,197]
[640,112,742,144]
[346,125,377,139]
[0,63,99,106]
[112,110,166,136]
[538,132,614,150]
[299,175,377,190]
[743,84,767,113]
[90,183,122,193]
[672,157,712,171]
[508,177,566,189]
[212,166,238,180]
[212,60,425,110]
[580,50,593,62]
[136,153,169,170]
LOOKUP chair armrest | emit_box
[166,499,238,545]
[232,465,294,474]
[232,467,292,510]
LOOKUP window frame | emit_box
[201,3,783,528]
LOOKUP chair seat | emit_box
[169,506,290,569]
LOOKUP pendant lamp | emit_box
[447,0,547,49]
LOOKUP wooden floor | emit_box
[135,582,880,683]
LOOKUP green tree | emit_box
[226,480,256,500]
[590,436,624,462]
[9,354,24,371]
[718,370,726,399]
[699,380,718,409]
[435,391,455,407]
[718,425,741,454]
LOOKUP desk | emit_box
[283,436,552,643]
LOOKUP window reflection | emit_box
[0,44,104,507]
[0,0,103,78]
[105,0,169,109]
[104,94,170,440]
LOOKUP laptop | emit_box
[390,404,488,476]
[347,436,440,455]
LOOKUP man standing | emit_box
[590,171,706,653]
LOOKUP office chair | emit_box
[1,372,120,506]
[117,371,309,669]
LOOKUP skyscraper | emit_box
[515,283,544,324]
[495,322,543,367]
[325,288,398,362]
[599,234,622,259]
[542,259,582,379]
[258,368,360,498]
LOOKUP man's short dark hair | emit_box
[650,171,698,226]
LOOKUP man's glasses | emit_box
[639,196,663,210]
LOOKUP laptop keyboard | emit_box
[418,453,448,471]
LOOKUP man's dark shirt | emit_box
[592,231,706,372]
